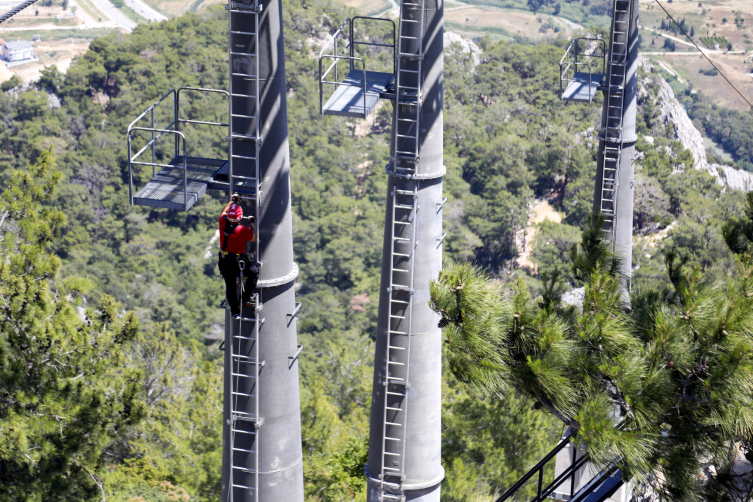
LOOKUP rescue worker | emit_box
[218,194,259,319]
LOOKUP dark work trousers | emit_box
[218,252,259,315]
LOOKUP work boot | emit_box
[232,312,241,320]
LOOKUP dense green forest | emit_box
[1,0,751,499]
[685,91,753,172]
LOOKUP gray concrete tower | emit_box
[365,0,446,500]
[221,0,304,500]
[592,0,640,299]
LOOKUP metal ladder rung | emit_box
[381,494,403,500]
[394,205,414,210]
[231,428,256,435]
[231,174,257,181]
[396,134,418,139]
[232,335,257,340]
[231,372,257,378]
[383,466,401,472]
[232,484,256,490]
[390,299,410,305]
[392,268,409,273]
[388,361,406,366]
[384,452,402,456]
[386,391,406,396]
[232,354,257,360]
[385,421,403,425]
[397,118,417,122]
[232,134,261,141]
[390,284,411,291]
[393,236,411,241]
[232,113,257,119]
[232,154,257,161]
[231,73,258,78]
[231,92,257,98]
[232,391,256,397]
[389,330,408,335]
[230,51,258,56]
[232,466,257,473]
[230,30,256,35]
[385,437,403,441]
[386,376,406,381]
[388,345,406,350]
[394,221,411,226]
[393,253,411,258]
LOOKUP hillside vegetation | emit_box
[0,0,751,500]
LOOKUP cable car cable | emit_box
[0,0,41,24]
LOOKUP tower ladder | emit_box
[227,0,264,499]
[599,0,632,240]
[229,294,264,502]
[379,185,419,502]
[391,0,427,176]
[228,0,263,266]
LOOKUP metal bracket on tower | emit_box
[226,1,262,11]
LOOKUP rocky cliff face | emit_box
[640,58,753,192]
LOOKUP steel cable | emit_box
[652,0,753,108]
[0,0,41,24]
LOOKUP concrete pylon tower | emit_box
[592,0,640,299]
[221,0,304,500]
[365,0,446,500]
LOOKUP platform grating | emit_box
[323,70,394,118]
[133,156,227,210]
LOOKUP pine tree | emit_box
[430,206,753,501]
[0,151,144,500]
[691,25,695,37]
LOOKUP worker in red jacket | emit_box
[218,194,259,319]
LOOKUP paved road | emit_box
[90,0,137,30]
[124,0,166,22]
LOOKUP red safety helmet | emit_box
[227,204,243,223]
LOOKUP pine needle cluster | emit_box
[430,207,753,501]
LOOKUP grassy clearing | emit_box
[640,0,753,53]
[646,53,753,109]
[445,6,573,41]
[0,28,121,42]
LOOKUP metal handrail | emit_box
[559,38,607,100]
[319,55,368,117]
[318,16,396,116]
[127,127,188,210]
[351,16,396,75]
[495,429,582,502]
[126,87,230,210]
[560,61,595,100]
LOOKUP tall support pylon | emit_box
[592,0,639,302]
[365,0,446,499]
[221,0,304,500]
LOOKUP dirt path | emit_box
[516,200,562,272]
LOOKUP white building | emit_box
[2,41,33,62]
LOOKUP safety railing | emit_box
[559,38,607,100]
[496,429,588,502]
[126,87,229,208]
[318,17,395,116]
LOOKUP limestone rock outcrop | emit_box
[639,58,753,192]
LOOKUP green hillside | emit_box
[1,0,751,500]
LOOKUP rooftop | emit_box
[4,41,33,51]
